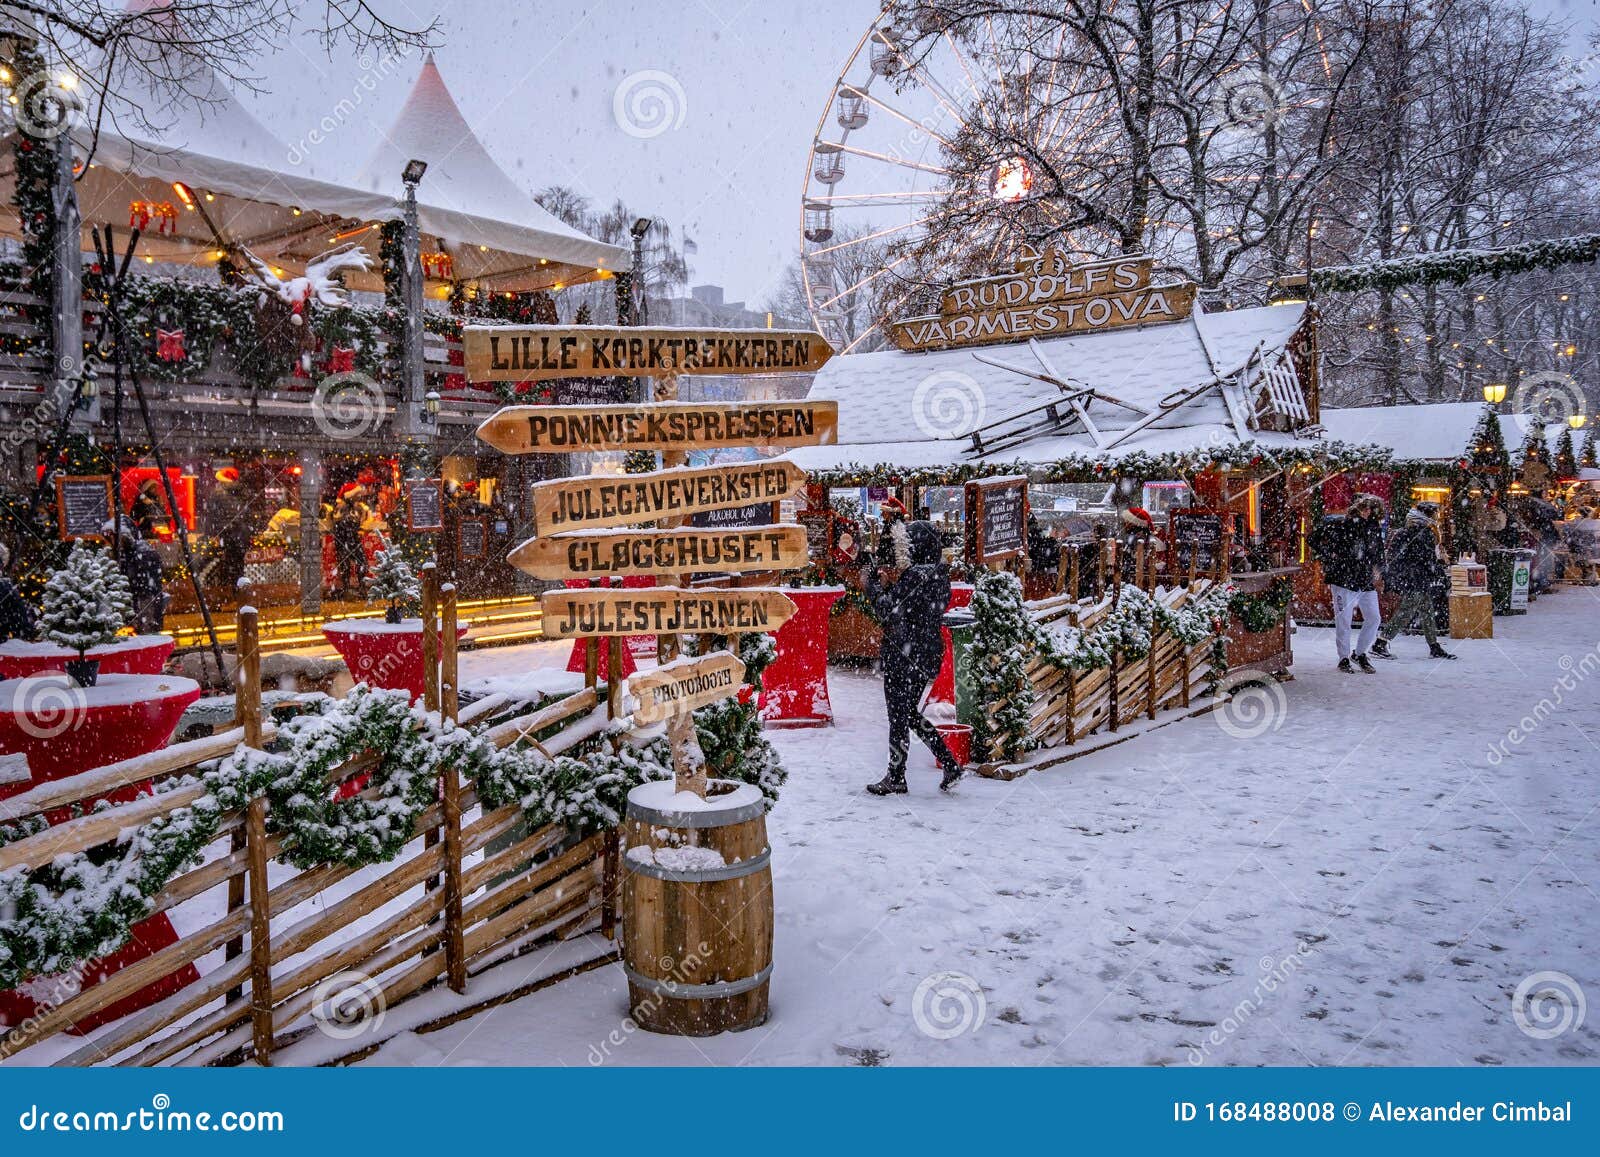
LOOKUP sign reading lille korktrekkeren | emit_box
[464,325,834,382]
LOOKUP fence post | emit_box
[237,605,274,1064]
[1146,636,1158,721]
[439,581,467,994]
[583,638,599,690]
[421,564,442,895]
[224,596,251,1004]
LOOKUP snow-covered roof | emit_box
[352,55,627,277]
[791,302,1309,472]
[1320,402,1489,463]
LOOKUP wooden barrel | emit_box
[621,779,773,1035]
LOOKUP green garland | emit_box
[967,572,1233,763]
[0,684,683,990]
[1311,234,1600,296]
[1227,577,1294,634]
[806,440,1395,490]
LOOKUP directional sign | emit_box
[538,587,797,639]
[476,400,839,455]
[511,524,807,580]
[530,459,809,534]
[629,651,746,725]
[464,325,835,382]
[889,282,1197,353]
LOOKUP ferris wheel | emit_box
[800,8,1116,354]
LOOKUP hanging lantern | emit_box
[128,199,179,234]
[988,156,1034,203]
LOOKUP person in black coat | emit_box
[1372,502,1454,660]
[0,543,35,644]
[863,520,964,795]
[1311,494,1387,673]
[109,522,166,635]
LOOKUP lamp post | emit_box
[630,217,653,326]
[1483,381,1507,412]
[400,158,429,439]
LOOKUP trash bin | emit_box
[1488,548,1533,614]
[942,609,977,727]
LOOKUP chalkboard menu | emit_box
[406,479,444,532]
[797,510,835,560]
[965,476,1028,565]
[55,475,113,541]
[690,500,779,530]
[458,518,488,560]
[1170,508,1226,569]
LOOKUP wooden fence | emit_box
[0,572,625,1066]
[993,580,1222,760]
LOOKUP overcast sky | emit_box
[250,0,1598,309]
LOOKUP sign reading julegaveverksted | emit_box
[538,587,797,639]
[476,401,838,455]
[510,524,807,580]
[529,459,809,534]
[463,325,834,382]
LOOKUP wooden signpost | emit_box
[629,651,747,726]
[476,399,839,455]
[965,475,1028,566]
[538,586,797,639]
[464,325,834,381]
[510,524,807,581]
[473,325,835,799]
[55,475,113,541]
[527,458,809,535]
[889,283,1196,353]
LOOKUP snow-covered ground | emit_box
[366,588,1600,1067]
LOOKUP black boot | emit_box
[939,763,964,792]
[866,771,908,796]
[1370,638,1396,659]
[1429,643,1457,660]
[1338,657,1354,674]
[1354,653,1377,673]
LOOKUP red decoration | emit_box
[421,251,454,280]
[154,327,186,362]
[326,345,356,373]
[128,199,178,234]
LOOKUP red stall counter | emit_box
[0,634,175,681]
[323,618,469,701]
[0,673,203,1033]
[760,586,845,728]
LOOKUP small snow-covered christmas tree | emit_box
[366,543,421,623]
[1582,428,1599,470]
[40,541,133,676]
[1555,426,1578,479]
[968,569,1037,764]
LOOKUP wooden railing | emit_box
[999,580,1222,758]
[0,574,624,1067]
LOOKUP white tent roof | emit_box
[14,8,625,287]
[791,302,1311,473]
[352,55,627,276]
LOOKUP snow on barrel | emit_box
[620,779,773,1035]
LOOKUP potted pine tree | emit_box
[367,543,421,624]
[39,540,134,687]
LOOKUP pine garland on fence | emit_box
[1227,577,1294,634]
[1310,234,1600,296]
[967,574,1235,763]
[0,684,681,990]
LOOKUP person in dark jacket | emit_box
[1372,502,1454,660]
[863,520,964,795]
[1311,494,1386,673]
[0,543,35,644]
[108,522,166,635]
